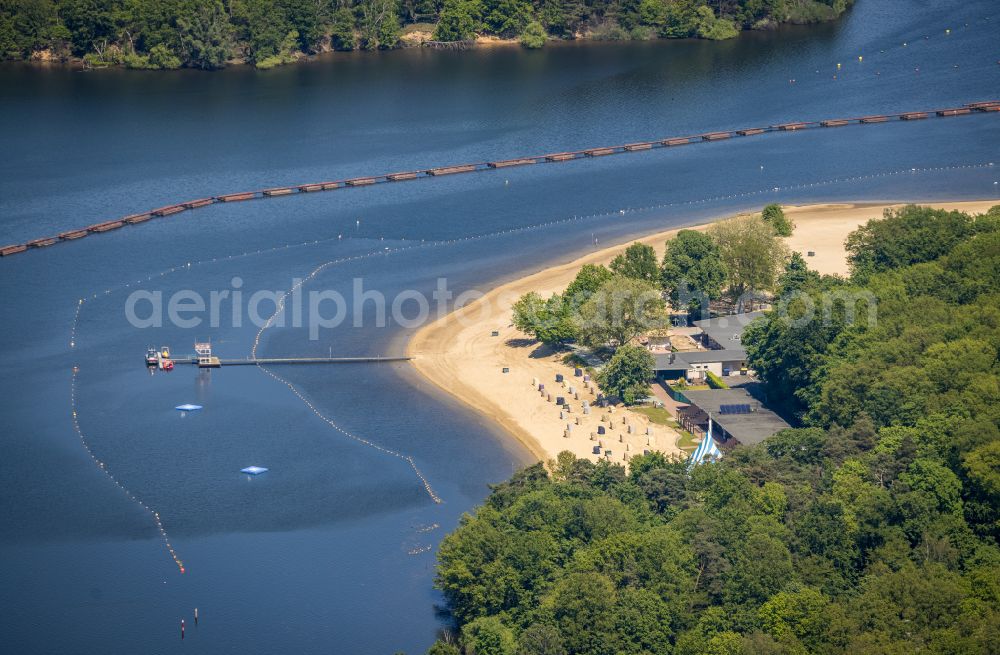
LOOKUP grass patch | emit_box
[675,430,700,452]
[632,406,698,452]
[403,22,436,34]
[632,406,674,426]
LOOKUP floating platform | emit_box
[27,237,58,248]
[736,128,765,136]
[544,152,576,161]
[345,177,376,186]
[901,112,928,120]
[821,119,850,127]
[584,148,615,156]
[623,143,653,151]
[217,192,256,202]
[663,138,691,146]
[0,244,28,256]
[386,171,421,180]
[427,165,477,175]
[937,108,972,116]
[183,198,214,209]
[860,115,890,123]
[59,230,88,240]
[701,132,732,141]
[88,220,124,233]
[123,212,152,224]
[152,205,185,216]
[320,182,340,190]
[966,101,1000,109]
[298,183,324,192]
[262,187,295,196]
[169,355,413,367]
[776,122,810,131]
[487,158,537,168]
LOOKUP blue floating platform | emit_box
[241,466,269,475]
[175,404,203,411]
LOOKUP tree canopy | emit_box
[434,205,1000,655]
[595,344,655,404]
[0,0,857,67]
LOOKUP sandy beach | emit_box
[407,200,997,464]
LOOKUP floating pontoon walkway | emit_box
[3,100,997,258]
[170,355,412,367]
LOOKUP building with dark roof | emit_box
[692,311,766,353]
[678,388,791,447]
[653,349,748,380]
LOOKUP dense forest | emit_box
[427,205,1000,654]
[0,0,855,68]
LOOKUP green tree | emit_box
[776,252,820,296]
[482,0,531,37]
[595,344,654,404]
[519,19,546,48]
[610,242,659,284]
[178,1,233,69]
[434,0,482,41]
[710,213,789,308]
[359,0,401,49]
[661,229,727,316]
[576,276,666,348]
[762,203,794,236]
[516,624,565,655]
[564,264,614,307]
[845,205,977,282]
[462,616,517,655]
[329,7,357,50]
[427,640,461,655]
[511,292,578,345]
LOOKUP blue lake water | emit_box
[1,1,999,652]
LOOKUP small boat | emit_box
[146,348,159,366]
[175,404,202,411]
[241,466,268,475]
[160,346,170,358]
[160,359,174,371]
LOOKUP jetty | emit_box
[3,99,996,258]
[174,355,412,367]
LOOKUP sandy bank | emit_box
[407,200,997,464]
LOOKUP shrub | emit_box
[520,20,546,48]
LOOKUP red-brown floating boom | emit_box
[3,100,993,259]
[152,205,185,216]
[217,192,256,202]
[0,244,27,256]
[428,165,477,175]
[487,158,537,167]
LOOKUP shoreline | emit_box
[406,199,997,464]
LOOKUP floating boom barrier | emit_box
[2,100,997,259]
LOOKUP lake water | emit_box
[1,1,999,652]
